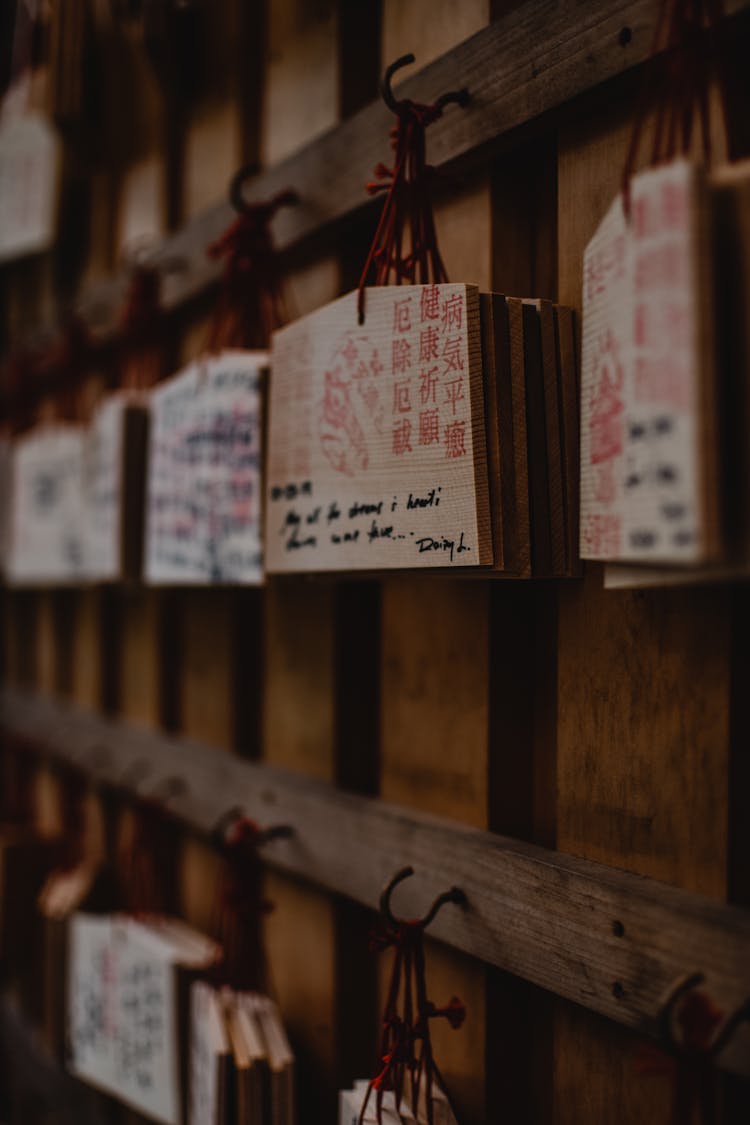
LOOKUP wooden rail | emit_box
[2,686,749,1077]
[15,0,750,345]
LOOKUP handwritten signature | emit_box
[415,533,470,563]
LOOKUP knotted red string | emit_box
[206,189,296,352]
[361,915,465,1125]
[357,98,449,324]
[637,988,724,1124]
[622,0,732,210]
[209,816,271,994]
[118,265,164,391]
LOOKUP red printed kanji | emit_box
[393,296,412,334]
[634,243,686,290]
[612,233,626,280]
[419,367,438,406]
[341,338,359,368]
[419,325,440,363]
[663,300,689,351]
[419,409,440,446]
[632,194,653,239]
[441,293,463,332]
[583,513,621,556]
[392,338,411,375]
[585,254,604,303]
[589,331,624,465]
[444,419,467,458]
[353,361,369,380]
[633,302,650,348]
[392,418,412,456]
[442,335,464,375]
[362,384,380,414]
[393,380,412,414]
[661,181,687,230]
[420,284,441,322]
[594,460,618,504]
[444,377,465,415]
[371,350,384,377]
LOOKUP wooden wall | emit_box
[2,1,749,1122]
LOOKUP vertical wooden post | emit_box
[259,2,341,1116]
[554,86,733,1125]
[377,6,492,1121]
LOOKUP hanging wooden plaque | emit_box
[580,159,719,564]
[264,284,491,573]
[144,350,266,585]
[6,424,87,585]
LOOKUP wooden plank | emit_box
[485,111,559,1125]
[264,284,491,574]
[3,686,750,1079]
[555,82,735,1123]
[8,0,745,354]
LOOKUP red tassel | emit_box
[206,190,294,352]
[357,98,450,325]
[209,816,271,994]
[360,915,463,1125]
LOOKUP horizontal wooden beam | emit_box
[2,686,749,1076]
[22,0,750,346]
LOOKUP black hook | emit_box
[229,162,261,214]
[229,163,299,218]
[380,865,466,929]
[211,806,294,848]
[380,53,469,117]
[658,972,705,1049]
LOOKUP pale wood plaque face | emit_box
[264,284,491,573]
[144,350,266,586]
[6,425,87,585]
[580,159,718,565]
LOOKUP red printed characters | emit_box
[319,367,369,476]
[318,333,390,476]
[588,330,624,469]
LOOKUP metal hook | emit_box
[211,806,293,848]
[380,865,466,929]
[229,163,299,218]
[658,972,706,1049]
[229,162,261,214]
[380,53,469,117]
